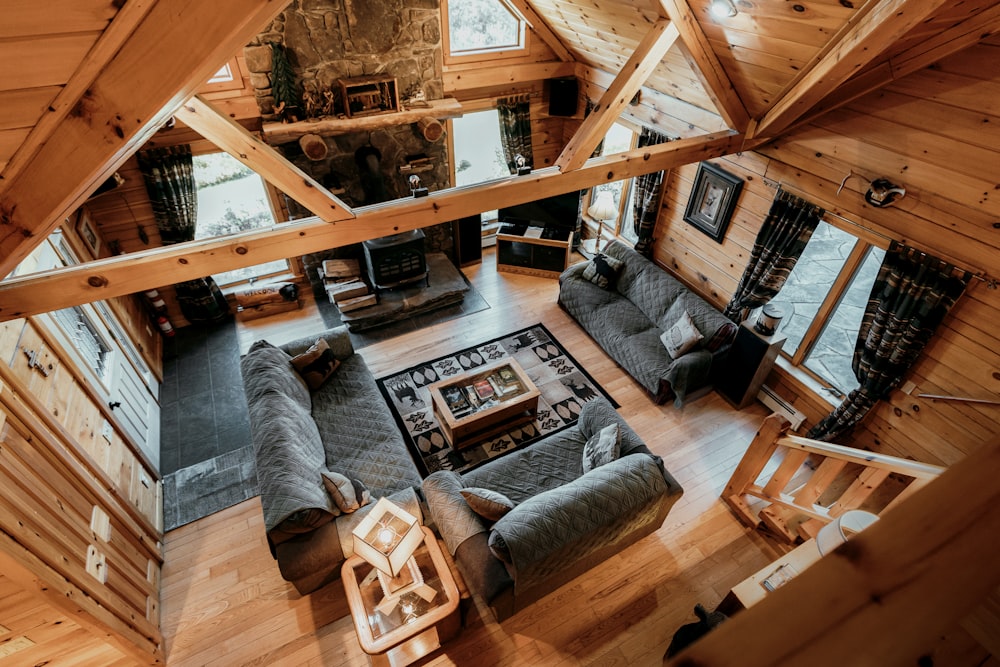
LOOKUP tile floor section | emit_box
[160,317,258,530]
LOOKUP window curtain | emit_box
[631,127,671,256]
[806,243,971,441]
[137,145,230,323]
[497,94,533,174]
[723,189,824,323]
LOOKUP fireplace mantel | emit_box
[262,98,463,144]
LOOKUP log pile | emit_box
[320,259,377,312]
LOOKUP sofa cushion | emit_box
[582,423,620,473]
[242,340,311,412]
[461,488,516,522]
[291,338,341,390]
[311,355,423,499]
[248,390,335,533]
[581,252,625,289]
[604,241,686,323]
[660,310,704,359]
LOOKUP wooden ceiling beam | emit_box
[752,0,953,140]
[0,0,156,188]
[657,0,750,131]
[0,0,288,280]
[505,0,575,62]
[554,19,680,173]
[795,3,1000,130]
[0,130,742,319]
[174,96,353,222]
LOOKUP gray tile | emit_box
[177,389,217,434]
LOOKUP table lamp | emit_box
[587,190,618,225]
[352,497,435,614]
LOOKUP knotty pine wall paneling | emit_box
[648,42,1000,467]
[0,316,163,663]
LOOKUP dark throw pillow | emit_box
[291,338,341,390]
[461,487,516,522]
[321,470,371,513]
[581,252,625,289]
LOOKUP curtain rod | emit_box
[762,177,995,289]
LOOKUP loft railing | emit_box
[722,413,945,542]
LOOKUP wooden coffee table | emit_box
[427,358,540,450]
[342,526,461,667]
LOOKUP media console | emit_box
[495,224,572,279]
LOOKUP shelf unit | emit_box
[261,98,463,143]
[496,228,572,279]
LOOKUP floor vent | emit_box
[758,384,807,430]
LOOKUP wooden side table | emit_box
[342,527,461,667]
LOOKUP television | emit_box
[499,191,581,232]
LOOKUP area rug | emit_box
[376,323,617,476]
[161,445,258,532]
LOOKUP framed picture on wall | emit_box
[75,207,101,257]
[683,161,744,243]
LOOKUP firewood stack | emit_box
[320,259,377,312]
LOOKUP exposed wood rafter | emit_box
[0,0,289,280]
[505,0,575,62]
[752,0,953,140]
[797,2,1000,130]
[555,19,680,172]
[657,0,750,131]
[0,131,742,319]
[175,96,354,222]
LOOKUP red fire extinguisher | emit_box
[157,315,175,337]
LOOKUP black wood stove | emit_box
[362,229,428,293]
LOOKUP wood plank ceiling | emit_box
[0,0,998,316]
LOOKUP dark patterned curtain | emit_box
[497,94,533,173]
[137,146,198,245]
[806,243,971,441]
[632,128,671,256]
[723,189,824,323]
[137,145,230,323]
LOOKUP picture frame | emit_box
[683,161,744,243]
[75,207,101,257]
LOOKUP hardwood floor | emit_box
[160,249,785,666]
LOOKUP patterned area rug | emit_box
[376,324,616,476]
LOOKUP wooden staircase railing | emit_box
[722,414,946,542]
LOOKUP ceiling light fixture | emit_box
[710,0,737,18]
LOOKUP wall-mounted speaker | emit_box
[548,78,579,117]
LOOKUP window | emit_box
[451,109,510,223]
[193,152,287,286]
[443,0,527,58]
[52,307,112,381]
[583,123,638,244]
[768,221,886,396]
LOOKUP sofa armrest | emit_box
[559,259,589,286]
[491,453,675,593]
[281,325,355,360]
[422,471,488,556]
[660,348,714,407]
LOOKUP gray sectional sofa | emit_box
[559,240,737,405]
[422,398,682,622]
[241,326,423,595]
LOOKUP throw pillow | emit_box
[321,470,371,513]
[488,530,513,564]
[660,310,704,359]
[582,422,621,473]
[291,338,341,390]
[460,487,516,522]
[581,252,625,289]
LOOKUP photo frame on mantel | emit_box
[683,161,744,243]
